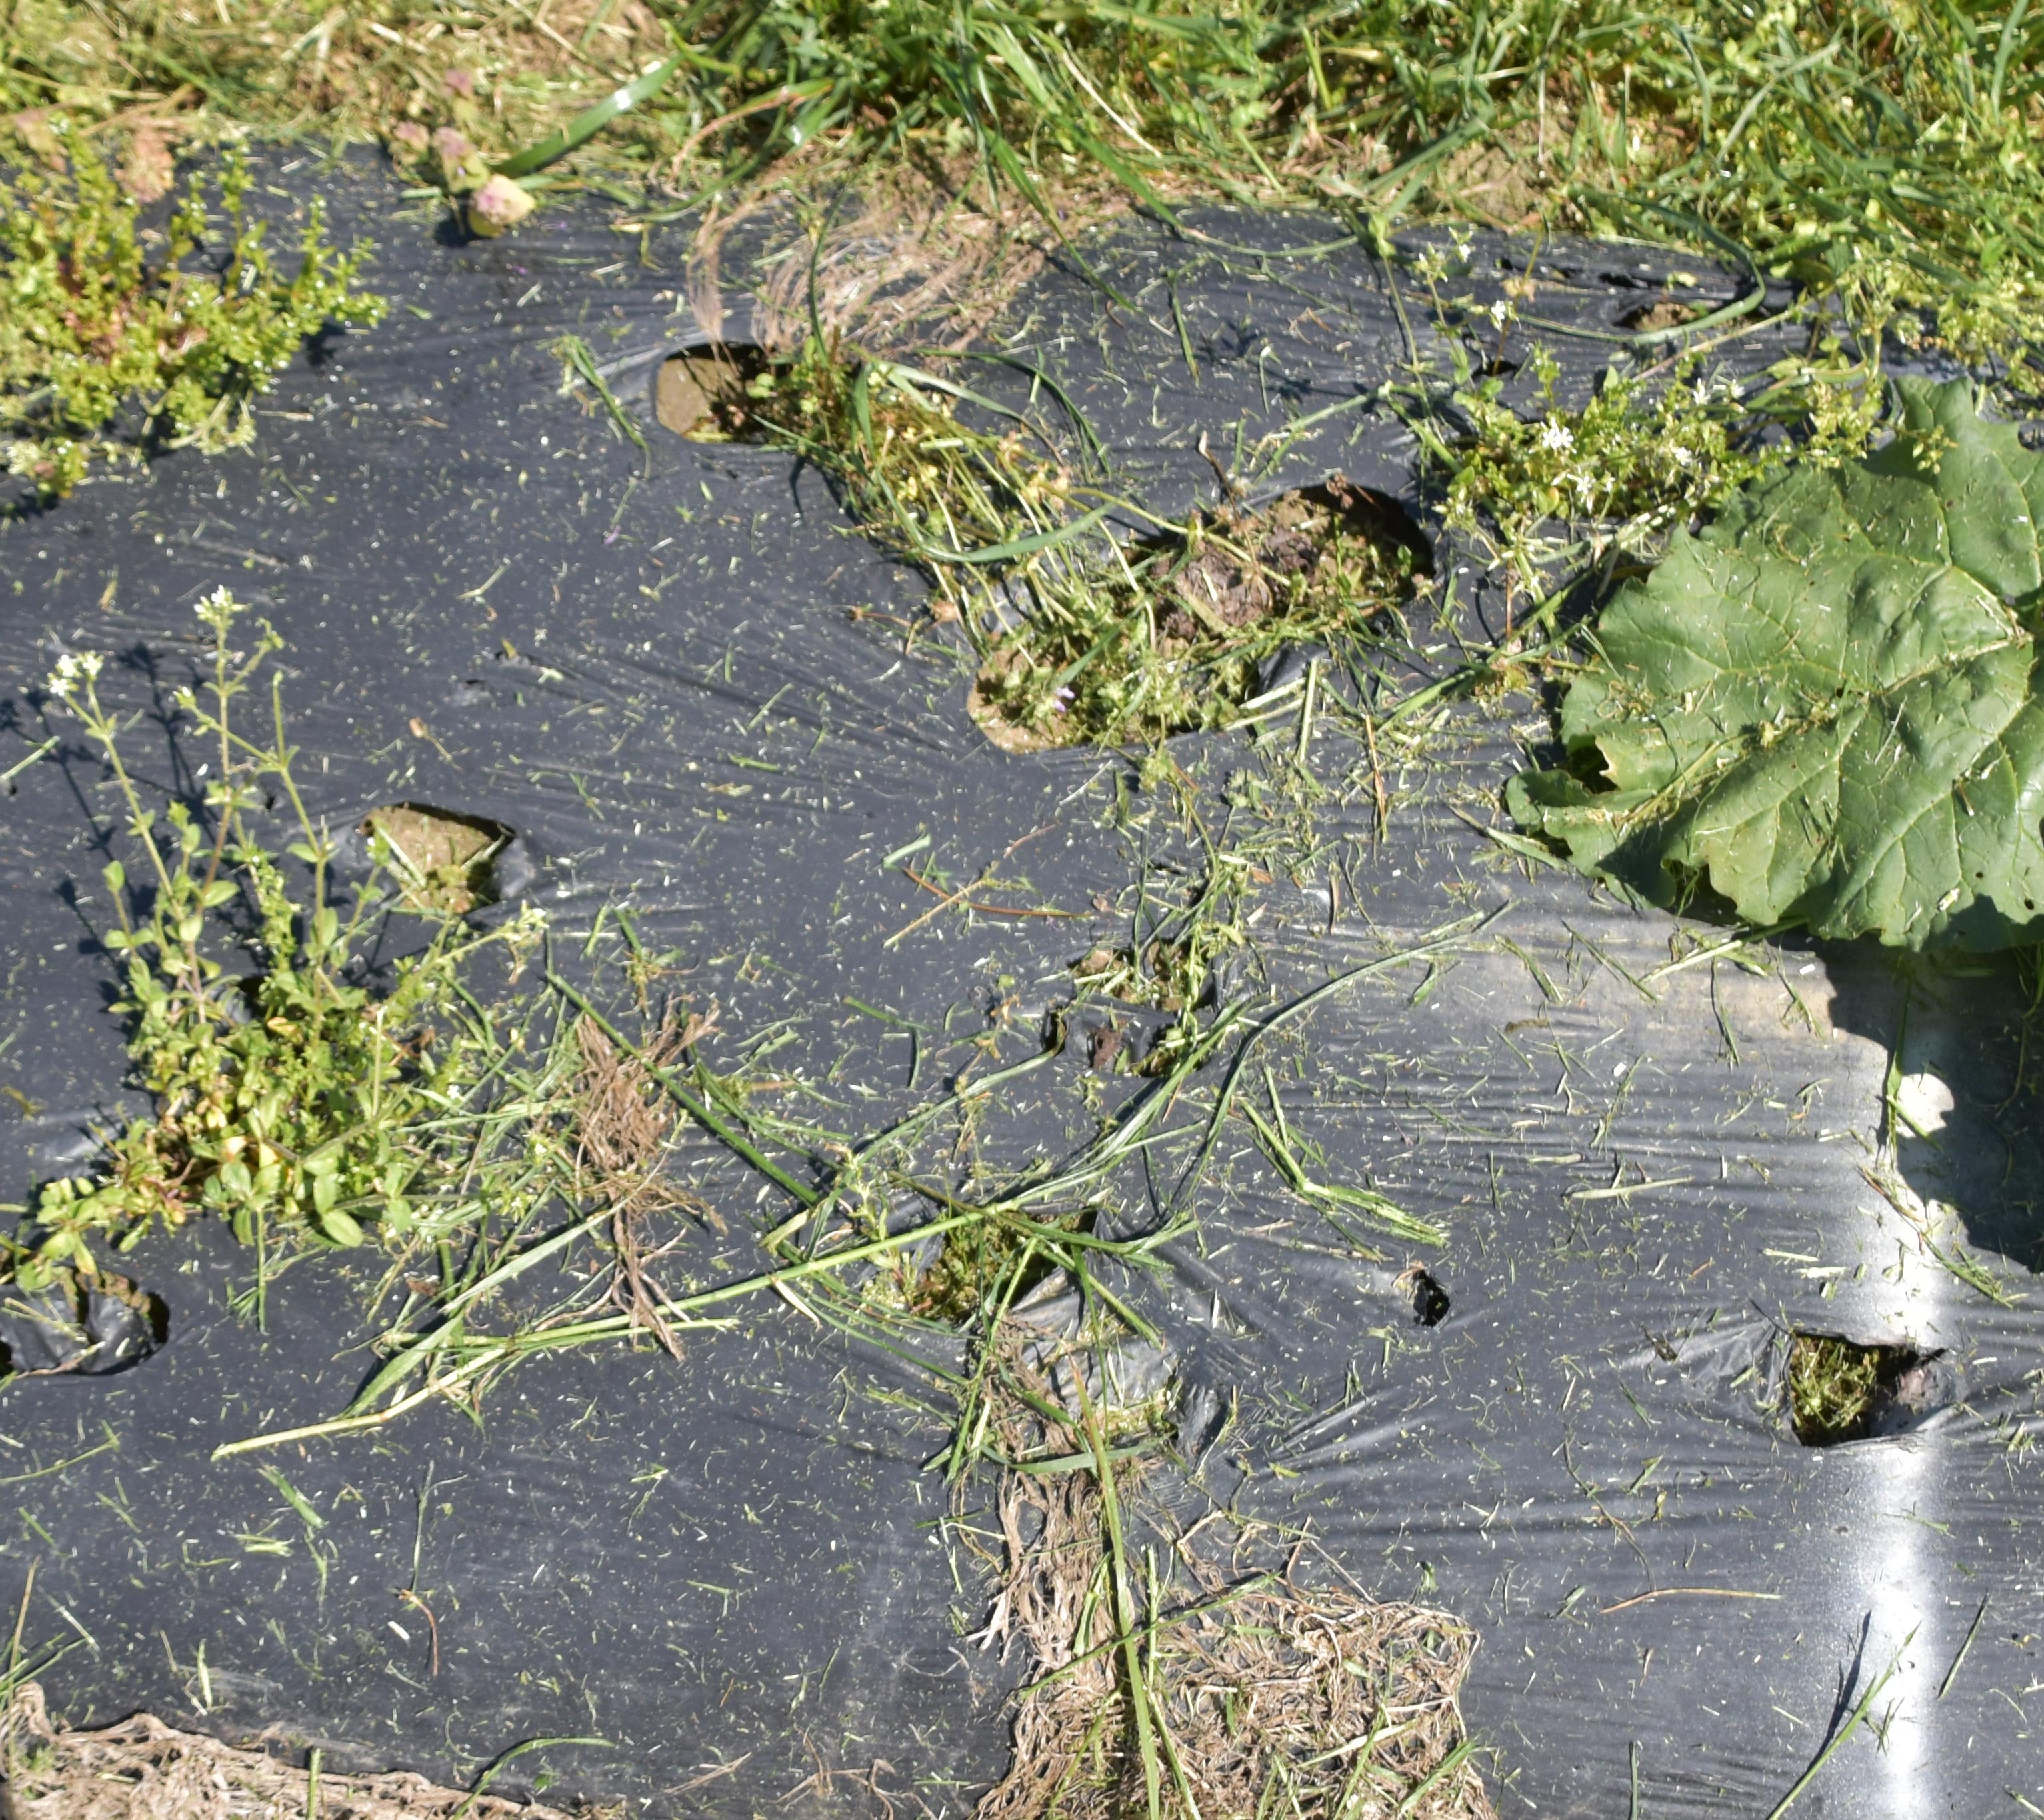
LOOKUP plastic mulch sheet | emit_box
[2,160,2040,1817]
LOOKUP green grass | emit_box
[9,3,2044,506]
[7,1,2044,365]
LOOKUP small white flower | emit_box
[1489,299,1513,327]
[1670,443,1695,469]
[45,650,103,697]
[1538,419,1575,454]
[195,585,244,633]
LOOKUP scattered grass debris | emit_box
[0,139,382,497]
[573,1007,723,1354]
[19,591,544,1289]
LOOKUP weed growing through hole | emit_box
[971,480,1424,751]
[1403,333,1881,590]
[21,590,541,1290]
[742,335,1089,587]
[0,136,383,497]
[723,341,1425,751]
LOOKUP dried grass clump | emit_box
[971,1373,1491,1820]
[572,1007,722,1354]
[0,1683,599,1820]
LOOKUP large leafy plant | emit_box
[1510,379,2044,949]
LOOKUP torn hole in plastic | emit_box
[966,477,1433,753]
[1401,1267,1451,1329]
[1783,1331,1955,1445]
[651,343,777,443]
[349,803,522,915]
[1617,297,1707,334]
[0,1276,168,1378]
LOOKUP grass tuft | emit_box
[9,0,2044,370]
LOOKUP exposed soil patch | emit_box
[1619,294,1707,333]
[359,803,511,914]
[967,476,1428,751]
[651,343,776,441]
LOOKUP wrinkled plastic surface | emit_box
[1,162,2041,1817]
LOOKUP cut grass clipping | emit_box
[1510,379,2044,949]
[21,592,1495,1811]
[0,136,382,497]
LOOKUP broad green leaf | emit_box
[1509,379,2044,948]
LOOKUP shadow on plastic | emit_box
[1,1276,167,1378]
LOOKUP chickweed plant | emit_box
[0,134,383,496]
[23,589,542,1291]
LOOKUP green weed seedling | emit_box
[0,133,382,496]
[22,589,541,1292]
[1409,341,1876,589]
